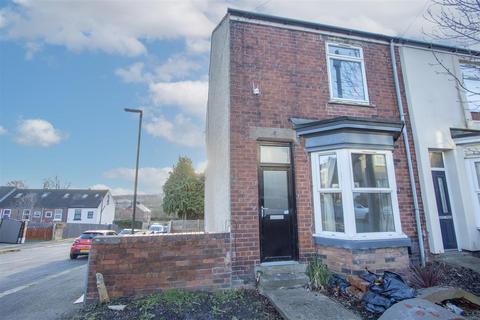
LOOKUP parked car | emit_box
[149,224,168,234]
[118,228,148,236]
[70,230,117,259]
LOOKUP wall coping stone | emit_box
[314,235,411,250]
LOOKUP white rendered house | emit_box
[400,46,480,253]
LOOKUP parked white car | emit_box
[149,224,168,234]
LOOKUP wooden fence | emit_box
[25,225,53,241]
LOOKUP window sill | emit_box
[328,100,375,108]
[313,234,411,250]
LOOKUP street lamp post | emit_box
[124,108,143,235]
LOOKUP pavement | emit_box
[0,240,88,320]
[263,287,360,320]
[434,250,480,274]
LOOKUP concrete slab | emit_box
[418,286,480,306]
[435,251,480,274]
[379,298,465,320]
[263,287,361,320]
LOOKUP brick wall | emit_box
[4,207,67,223]
[228,20,428,282]
[85,233,231,302]
[316,246,410,276]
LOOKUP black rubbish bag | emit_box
[362,291,392,313]
[360,271,416,314]
[359,270,379,284]
[381,271,416,302]
[328,274,350,294]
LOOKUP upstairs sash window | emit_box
[327,43,369,103]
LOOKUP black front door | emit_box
[259,163,296,262]
[432,170,457,250]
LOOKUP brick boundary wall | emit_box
[85,233,231,302]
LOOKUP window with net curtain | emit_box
[351,153,395,233]
[314,150,399,237]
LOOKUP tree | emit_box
[6,180,28,188]
[162,157,204,220]
[427,0,480,49]
[43,175,71,189]
[426,0,480,109]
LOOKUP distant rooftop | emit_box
[0,188,109,209]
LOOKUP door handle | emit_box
[261,206,266,218]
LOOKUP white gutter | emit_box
[390,40,426,267]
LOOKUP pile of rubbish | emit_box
[328,270,416,314]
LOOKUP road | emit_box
[0,241,88,320]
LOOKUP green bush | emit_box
[114,220,142,229]
[306,256,331,291]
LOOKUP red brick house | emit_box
[205,9,430,284]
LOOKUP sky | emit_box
[0,0,438,195]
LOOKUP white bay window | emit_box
[312,149,403,239]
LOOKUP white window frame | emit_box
[2,209,11,218]
[459,63,480,116]
[54,209,63,221]
[87,211,94,219]
[311,148,404,240]
[33,211,42,218]
[23,209,31,220]
[73,209,82,221]
[326,42,370,104]
[467,158,480,228]
[44,210,52,218]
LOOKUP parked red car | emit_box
[70,230,117,259]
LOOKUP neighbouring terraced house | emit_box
[0,188,115,225]
[204,9,480,285]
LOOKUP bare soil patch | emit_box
[65,289,282,320]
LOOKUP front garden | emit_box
[306,257,480,320]
[66,289,282,320]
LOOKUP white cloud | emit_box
[0,125,6,135]
[104,167,172,194]
[15,119,64,147]
[144,114,204,148]
[155,55,201,82]
[115,62,152,84]
[89,184,136,196]
[116,55,201,84]
[149,80,208,117]
[248,0,433,38]
[186,38,211,53]
[1,1,216,56]
[0,0,438,60]
[195,160,207,174]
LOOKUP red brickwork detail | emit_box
[85,233,231,302]
[316,245,410,275]
[228,21,428,281]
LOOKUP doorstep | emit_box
[255,262,308,291]
[262,287,360,320]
